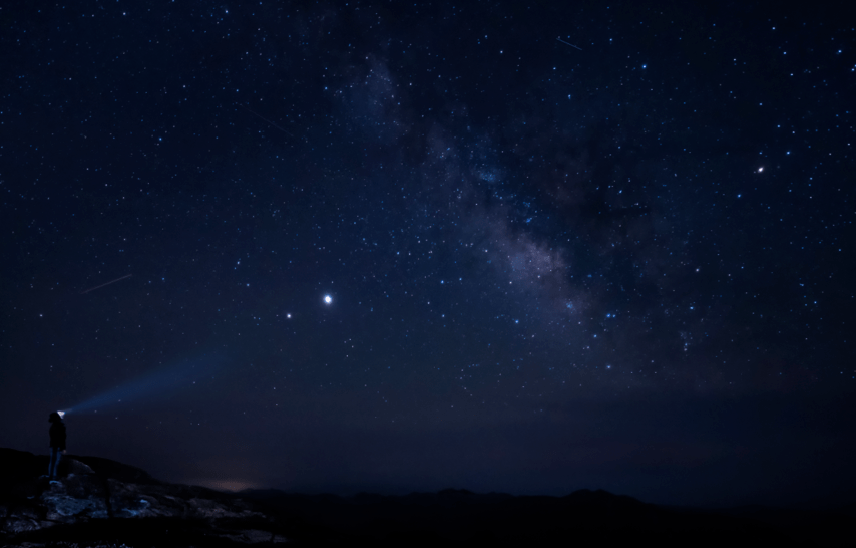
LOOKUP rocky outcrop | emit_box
[0,449,287,546]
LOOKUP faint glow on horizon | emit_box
[184,478,262,492]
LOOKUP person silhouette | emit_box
[47,412,66,480]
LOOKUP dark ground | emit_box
[1,448,853,547]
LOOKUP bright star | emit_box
[324,295,333,304]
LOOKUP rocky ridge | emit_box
[0,448,287,546]
[2,447,852,547]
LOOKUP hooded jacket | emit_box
[49,421,66,450]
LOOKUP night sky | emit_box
[2,1,855,509]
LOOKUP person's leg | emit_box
[54,450,62,478]
[48,448,57,478]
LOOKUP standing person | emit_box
[47,412,66,480]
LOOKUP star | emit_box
[324,295,333,304]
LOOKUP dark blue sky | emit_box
[1,0,854,508]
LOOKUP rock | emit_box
[106,480,160,518]
[3,516,40,534]
[61,472,105,501]
[1,449,284,545]
[65,458,95,476]
[70,455,160,485]
[43,494,101,520]
[39,474,109,523]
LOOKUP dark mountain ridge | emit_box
[1,448,851,547]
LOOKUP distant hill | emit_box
[1,447,852,547]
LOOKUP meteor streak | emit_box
[556,37,582,50]
[80,273,132,294]
[237,104,295,137]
